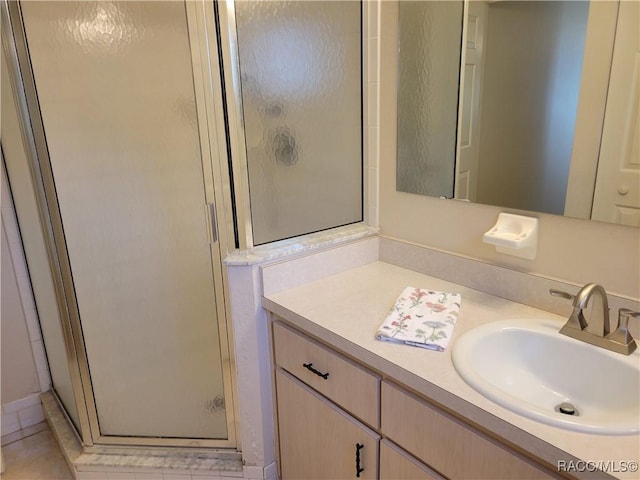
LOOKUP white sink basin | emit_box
[452,318,640,434]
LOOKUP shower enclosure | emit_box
[2,0,363,454]
[3,0,236,448]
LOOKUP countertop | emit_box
[262,261,640,480]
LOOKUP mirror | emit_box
[396,0,639,227]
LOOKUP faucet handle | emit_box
[607,309,640,351]
[550,288,588,330]
[549,289,575,301]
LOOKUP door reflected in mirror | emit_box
[396,0,639,227]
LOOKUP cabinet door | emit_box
[276,369,379,480]
[381,381,558,479]
[380,440,444,480]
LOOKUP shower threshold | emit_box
[40,392,243,478]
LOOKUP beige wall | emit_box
[378,1,639,299]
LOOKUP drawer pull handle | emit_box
[355,443,364,477]
[302,362,329,380]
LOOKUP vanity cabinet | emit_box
[271,317,561,480]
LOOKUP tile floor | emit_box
[1,422,74,480]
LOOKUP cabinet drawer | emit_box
[381,381,557,480]
[273,321,380,428]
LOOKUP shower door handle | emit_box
[205,203,218,244]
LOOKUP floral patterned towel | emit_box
[376,287,462,351]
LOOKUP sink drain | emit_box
[555,402,579,416]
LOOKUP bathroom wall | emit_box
[378,1,639,300]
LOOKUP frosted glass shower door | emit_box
[20,1,229,440]
[235,1,363,245]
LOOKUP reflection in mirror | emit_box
[397,0,640,226]
[396,1,463,198]
[461,0,588,216]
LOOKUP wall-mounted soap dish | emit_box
[483,213,538,259]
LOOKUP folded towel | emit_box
[376,287,461,351]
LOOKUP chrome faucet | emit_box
[550,283,638,355]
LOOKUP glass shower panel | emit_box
[2,52,81,430]
[235,1,363,245]
[21,1,228,439]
